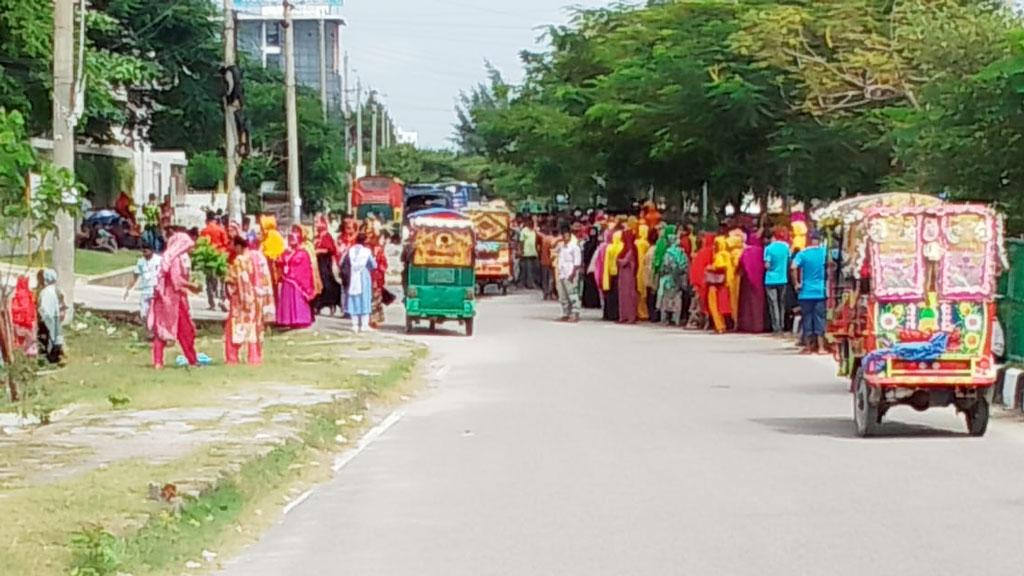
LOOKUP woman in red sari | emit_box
[312,216,342,316]
[687,233,716,329]
[9,276,37,357]
[364,221,389,328]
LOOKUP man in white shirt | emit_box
[555,223,583,322]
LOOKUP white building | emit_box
[395,128,419,147]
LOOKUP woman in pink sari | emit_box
[148,232,201,368]
[275,231,315,329]
[737,231,767,333]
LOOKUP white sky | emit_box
[343,0,613,149]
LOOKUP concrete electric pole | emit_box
[370,98,378,176]
[319,18,328,119]
[223,0,241,223]
[283,0,301,224]
[52,0,76,318]
[355,80,363,176]
[342,51,350,164]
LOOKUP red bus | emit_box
[350,176,404,223]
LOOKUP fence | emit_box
[1000,239,1024,363]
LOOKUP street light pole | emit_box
[283,0,301,223]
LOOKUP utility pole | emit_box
[283,0,301,223]
[355,79,363,175]
[52,0,76,318]
[318,18,328,119]
[370,97,378,176]
[223,0,241,223]
[342,51,350,163]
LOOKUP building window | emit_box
[265,22,281,47]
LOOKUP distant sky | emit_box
[343,0,614,149]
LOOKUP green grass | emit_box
[0,249,139,276]
[0,314,424,576]
[9,312,422,414]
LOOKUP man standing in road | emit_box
[519,218,540,290]
[556,223,583,322]
[792,230,828,354]
[763,225,791,334]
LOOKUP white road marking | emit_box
[432,364,451,381]
[280,409,407,517]
[331,409,406,473]
[282,490,313,515]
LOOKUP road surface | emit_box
[220,294,1024,576]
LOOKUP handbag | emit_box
[382,287,397,306]
[705,269,725,286]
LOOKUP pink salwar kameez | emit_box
[148,233,198,368]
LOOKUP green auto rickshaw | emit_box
[404,209,477,336]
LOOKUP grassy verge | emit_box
[0,248,139,276]
[10,311,420,414]
[0,315,425,576]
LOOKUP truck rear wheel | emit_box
[966,398,989,437]
[854,369,880,438]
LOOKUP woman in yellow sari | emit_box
[602,230,624,321]
[707,236,735,333]
[635,225,651,321]
[726,232,745,320]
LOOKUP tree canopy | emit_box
[454,0,1024,231]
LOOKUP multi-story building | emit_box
[233,1,345,112]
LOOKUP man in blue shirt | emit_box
[763,226,791,334]
[792,231,828,354]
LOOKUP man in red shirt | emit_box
[199,213,230,310]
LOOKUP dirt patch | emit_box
[0,384,356,489]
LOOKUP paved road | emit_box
[220,294,1024,576]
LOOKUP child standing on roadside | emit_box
[125,244,162,328]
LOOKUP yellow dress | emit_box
[602,231,624,292]
[708,237,735,333]
[727,234,744,320]
[635,225,651,320]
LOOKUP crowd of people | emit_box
[513,202,830,354]
[132,212,397,369]
[4,206,400,371]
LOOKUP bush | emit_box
[187,151,225,190]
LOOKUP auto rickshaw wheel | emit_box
[853,369,879,438]
[965,398,989,437]
[405,316,414,334]
[465,318,474,337]
[429,320,437,332]
[501,283,508,296]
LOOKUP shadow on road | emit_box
[751,417,965,439]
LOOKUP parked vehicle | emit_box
[815,193,1007,437]
[467,204,513,295]
[404,209,477,336]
